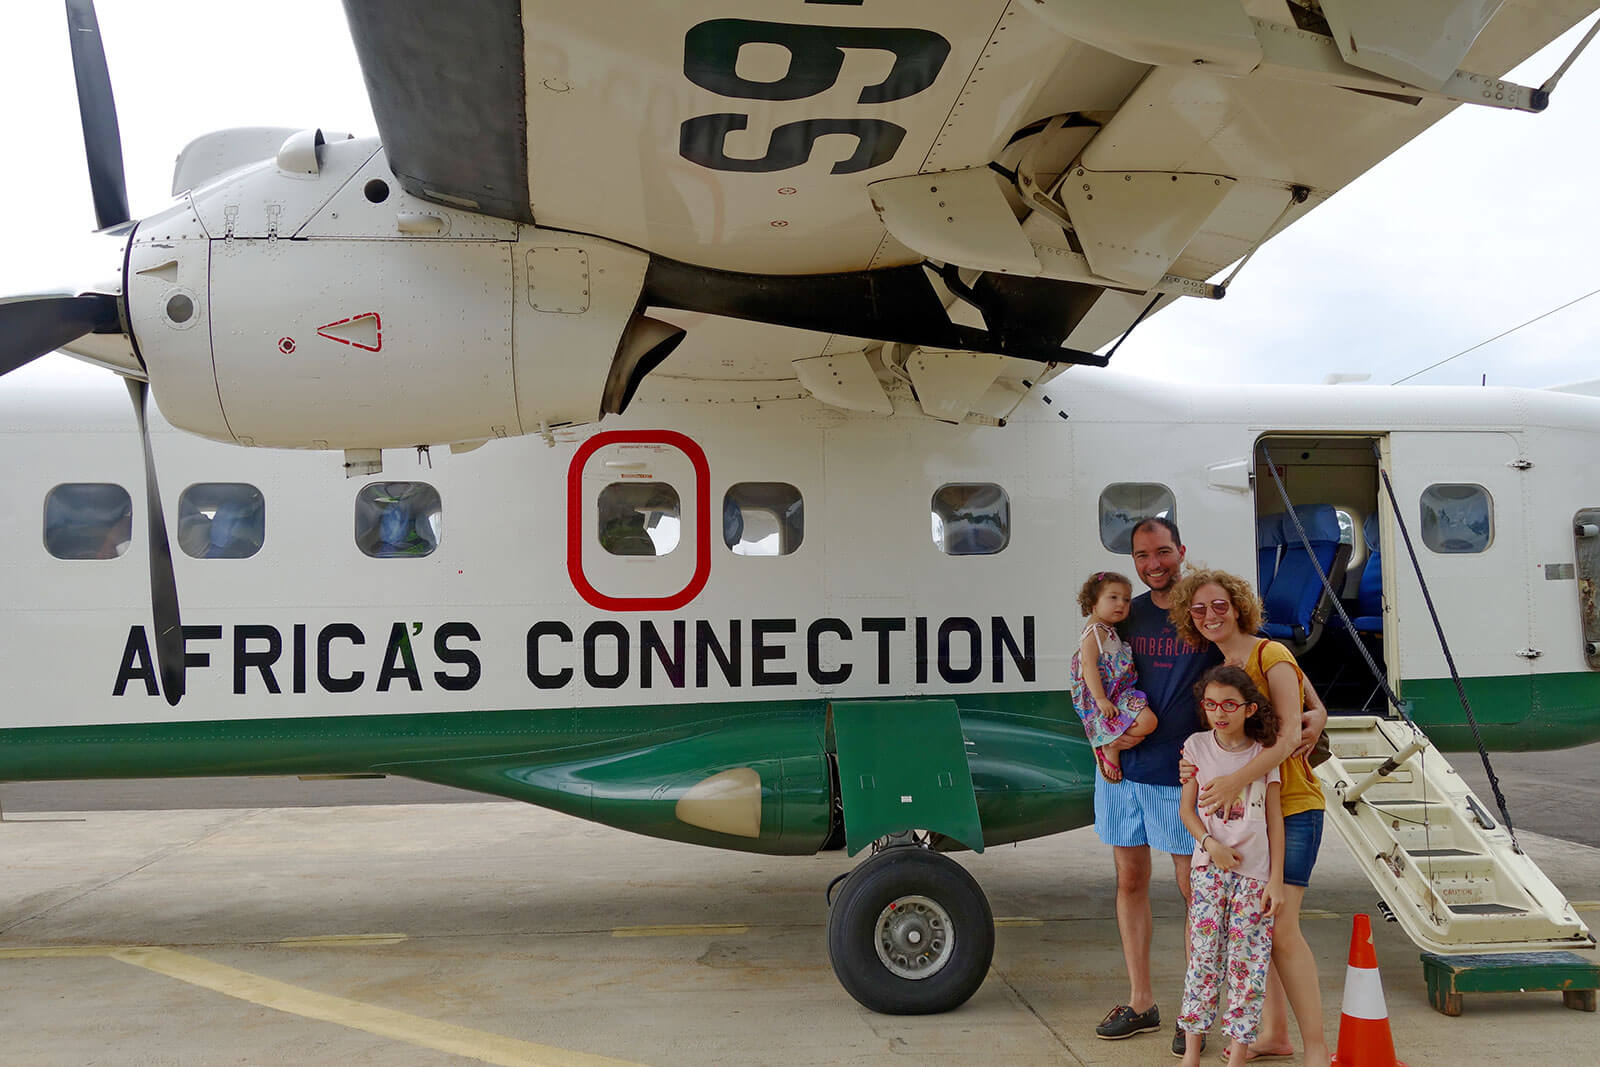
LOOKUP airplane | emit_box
[3,0,1599,1014]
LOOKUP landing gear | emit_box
[826,845,994,1014]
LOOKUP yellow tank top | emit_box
[1245,639,1325,817]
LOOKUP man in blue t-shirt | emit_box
[1092,516,1220,1048]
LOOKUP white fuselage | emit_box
[4,369,1599,741]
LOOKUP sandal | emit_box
[1220,1043,1293,1062]
[1094,747,1123,783]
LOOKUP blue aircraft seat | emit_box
[1262,504,1348,647]
[1353,511,1383,634]
[1257,512,1285,592]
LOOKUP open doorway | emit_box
[1253,435,1390,713]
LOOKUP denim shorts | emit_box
[1282,809,1324,887]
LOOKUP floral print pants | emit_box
[1178,865,1275,1043]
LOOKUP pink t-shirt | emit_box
[1182,731,1281,883]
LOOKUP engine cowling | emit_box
[125,133,656,450]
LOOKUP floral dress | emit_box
[1069,621,1150,747]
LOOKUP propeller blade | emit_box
[126,378,185,706]
[64,0,130,230]
[0,293,119,376]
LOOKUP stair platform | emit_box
[1421,950,1600,1016]
[1316,715,1594,955]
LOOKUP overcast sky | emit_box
[3,2,1597,393]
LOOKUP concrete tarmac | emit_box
[3,797,1596,1066]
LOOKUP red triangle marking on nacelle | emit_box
[316,311,383,352]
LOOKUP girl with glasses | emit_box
[1168,569,1329,1067]
[1175,665,1284,1066]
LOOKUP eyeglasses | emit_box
[1201,698,1247,712]
[1188,599,1232,618]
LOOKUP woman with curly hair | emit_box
[1168,568,1329,1067]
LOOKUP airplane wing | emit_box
[341,0,1595,408]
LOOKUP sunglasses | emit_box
[1188,599,1232,618]
[1201,698,1249,713]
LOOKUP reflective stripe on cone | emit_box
[1341,963,1390,1021]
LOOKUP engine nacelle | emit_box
[126,134,658,450]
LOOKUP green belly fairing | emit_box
[2,677,1592,854]
[0,693,1096,855]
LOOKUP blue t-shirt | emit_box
[1116,591,1221,785]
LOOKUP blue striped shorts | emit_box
[1094,777,1192,855]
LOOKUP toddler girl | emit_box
[1176,665,1285,1067]
[1070,571,1157,782]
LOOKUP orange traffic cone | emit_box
[1330,913,1406,1066]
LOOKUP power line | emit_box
[1392,285,1600,384]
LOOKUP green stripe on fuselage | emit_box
[0,692,1094,855]
[1401,670,1600,751]
[2,678,1592,853]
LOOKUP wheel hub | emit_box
[874,894,953,980]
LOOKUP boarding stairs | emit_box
[1316,714,1594,955]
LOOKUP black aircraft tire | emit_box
[826,847,994,1015]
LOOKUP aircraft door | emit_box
[569,431,710,610]
[1385,431,1530,726]
[1576,507,1600,670]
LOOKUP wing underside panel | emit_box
[338,0,1600,402]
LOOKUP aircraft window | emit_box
[355,482,442,558]
[1098,483,1176,554]
[599,482,680,556]
[43,483,133,560]
[931,483,1009,556]
[1335,509,1355,546]
[724,482,803,556]
[177,483,264,559]
[1420,484,1493,554]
